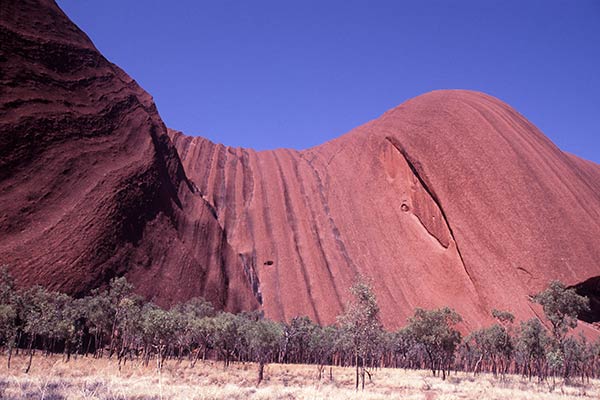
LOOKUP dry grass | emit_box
[0,354,598,399]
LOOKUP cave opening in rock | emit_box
[571,276,600,323]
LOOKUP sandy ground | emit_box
[0,354,598,399]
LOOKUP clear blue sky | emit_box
[57,0,599,163]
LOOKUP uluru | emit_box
[1,0,599,335]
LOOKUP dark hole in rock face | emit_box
[400,203,410,212]
[263,260,274,266]
[571,276,600,323]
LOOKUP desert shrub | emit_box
[1,268,598,386]
[338,276,383,390]
[404,307,462,380]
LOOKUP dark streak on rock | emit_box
[289,149,344,312]
[301,153,358,277]
[274,153,321,324]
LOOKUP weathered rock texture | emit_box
[0,0,258,312]
[1,0,599,330]
[169,91,600,329]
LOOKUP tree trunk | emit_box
[355,354,359,390]
[177,345,183,362]
[361,366,365,390]
[85,335,93,356]
[7,345,13,369]
[427,351,435,377]
[25,336,35,374]
[191,347,202,368]
[109,316,118,358]
[474,354,483,376]
[257,361,265,385]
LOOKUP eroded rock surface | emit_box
[1,0,599,329]
[169,90,600,329]
[0,0,258,312]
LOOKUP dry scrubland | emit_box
[0,355,598,400]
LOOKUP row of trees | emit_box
[0,268,598,388]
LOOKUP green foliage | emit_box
[21,286,54,339]
[405,307,462,380]
[309,324,337,363]
[2,269,599,385]
[530,280,590,380]
[464,323,513,376]
[246,319,283,361]
[140,304,178,347]
[338,276,383,389]
[168,298,216,362]
[212,312,243,367]
[284,316,316,363]
[107,276,134,304]
[516,317,550,380]
[80,289,112,350]
[338,277,383,358]
[173,297,215,319]
[492,309,515,324]
[518,318,549,358]
[245,318,284,383]
[0,267,19,356]
[189,317,215,353]
[533,280,589,344]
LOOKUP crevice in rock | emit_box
[240,251,263,305]
[411,213,450,249]
[570,276,600,323]
[384,136,476,285]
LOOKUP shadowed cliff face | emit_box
[572,277,600,324]
[1,1,600,330]
[0,0,258,312]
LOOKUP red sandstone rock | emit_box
[1,1,599,332]
[168,89,600,331]
[0,0,258,312]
